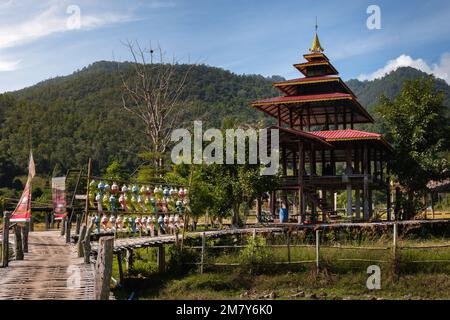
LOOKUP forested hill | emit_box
[0,61,280,177]
[1,62,449,183]
[346,67,450,110]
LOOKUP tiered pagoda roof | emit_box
[251,31,374,128]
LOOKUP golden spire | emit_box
[310,17,324,53]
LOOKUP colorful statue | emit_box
[111,182,119,194]
[158,214,165,234]
[101,214,108,231]
[116,215,124,231]
[110,215,117,232]
[95,192,103,212]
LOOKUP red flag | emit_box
[10,151,35,223]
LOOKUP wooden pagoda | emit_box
[251,29,393,223]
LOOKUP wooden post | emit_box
[85,158,92,226]
[1,212,10,267]
[94,236,114,300]
[200,232,206,274]
[14,225,24,260]
[345,145,353,220]
[117,251,124,286]
[83,223,94,264]
[60,217,66,236]
[431,192,435,220]
[270,191,276,217]
[77,224,87,257]
[125,248,133,272]
[354,189,360,220]
[363,145,370,220]
[315,229,320,273]
[386,179,392,221]
[157,244,166,273]
[45,212,49,231]
[65,218,71,243]
[76,214,81,235]
[256,197,262,223]
[298,141,305,224]
[393,222,398,263]
[22,221,29,253]
[286,232,291,265]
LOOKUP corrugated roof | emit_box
[309,129,381,140]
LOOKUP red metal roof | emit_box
[309,129,381,140]
[252,92,352,106]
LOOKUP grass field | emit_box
[111,234,450,300]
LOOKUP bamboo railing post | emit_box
[60,217,66,236]
[126,248,134,272]
[157,245,165,273]
[1,212,10,267]
[315,229,320,273]
[393,222,398,261]
[200,232,206,274]
[117,251,124,286]
[77,224,87,257]
[83,223,94,264]
[14,225,24,260]
[22,221,29,253]
[65,218,71,243]
[94,236,114,300]
[85,158,92,226]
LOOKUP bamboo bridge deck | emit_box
[0,231,95,300]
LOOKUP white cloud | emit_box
[0,1,136,71]
[0,2,134,50]
[358,53,450,85]
[0,58,21,71]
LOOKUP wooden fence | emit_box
[183,223,450,273]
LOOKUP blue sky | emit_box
[1,0,450,92]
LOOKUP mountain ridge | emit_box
[1,62,449,177]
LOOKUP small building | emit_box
[251,29,393,223]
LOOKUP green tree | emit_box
[376,78,450,218]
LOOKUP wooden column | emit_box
[157,244,165,273]
[350,112,354,129]
[386,163,392,221]
[289,108,294,128]
[322,190,327,222]
[126,248,133,272]
[306,107,311,131]
[342,106,347,129]
[298,141,305,223]
[345,145,353,220]
[334,106,339,130]
[270,191,276,217]
[363,144,370,220]
[94,236,114,300]
[1,212,10,267]
[282,147,287,176]
[278,106,282,127]
[354,148,361,220]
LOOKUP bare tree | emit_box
[119,40,192,168]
